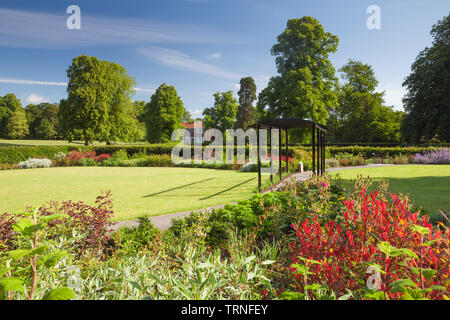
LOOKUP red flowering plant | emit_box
[284,182,449,300]
[57,149,111,166]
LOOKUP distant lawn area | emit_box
[330,165,450,216]
[0,139,148,147]
[0,167,268,221]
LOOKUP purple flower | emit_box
[414,149,450,164]
[321,182,329,189]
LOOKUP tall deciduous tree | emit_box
[144,83,185,143]
[203,91,238,132]
[25,103,60,139]
[402,13,450,142]
[332,59,403,143]
[0,94,23,138]
[35,118,57,140]
[5,109,29,139]
[257,17,339,141]
[236,77,256,129]
[59,55,138,145]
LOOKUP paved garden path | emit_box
[109,164,394,232]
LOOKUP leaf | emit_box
[279,291,305,300]
[422,268,437,280]
[12,218,35,236]
[400,248,418,259]
[129,281,142,291]
[261,260,276,265]
[0,268,13,277]
[39,251,68,268]
[390,279,418,293]
[364,290,385,300]
[410,225,430,235]
[377,241,392,256]
[42,287,76,300]
[0,277,24,293]
[7,249,33,260]
[421,240,437,247]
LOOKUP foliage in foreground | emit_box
[0,174,448,300]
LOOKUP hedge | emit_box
[0,143,292,164]
[293,146,447,158]
[2,143,446,165]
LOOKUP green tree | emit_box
[0,94,23,138]
[236,77,256,129]
[334,59,403,143]
[35,118,57,140]
[144,83,185,143]
[402,13,450,142]
[59,55,138,145]
[25,103,60,139]
[203,91,238,132]
[5,109,29,139]
[257,17,339,141]
[182,109,193,123]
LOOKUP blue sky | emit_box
[0,0,448,117]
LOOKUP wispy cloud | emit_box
[135,87,155,93]
[138,46,241,79]
[206,53,222,59]
[0,78,67,86]
[25,93,49,104]
[0,77,154,94]
[0,8,244,49]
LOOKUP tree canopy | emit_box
[329,59,403,143]
[236,77,256,129]
[257,17,339,141]
[144,83,185,143]
[0,94,23,138]
[402,13,450,142]
[59,55,139,145]
[203,91,238,132]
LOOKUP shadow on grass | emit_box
[200,178,255,200]
[339,175,450,215]
[143,178,216,198]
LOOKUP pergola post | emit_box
[257,124,261,192]
[285,129,288,175]
[269,127,273,183]
[322,131,325,175]
[278,129,282,181]
[312,124,316,175]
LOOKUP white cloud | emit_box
[206,53,221,59]
[138,46,241,79]
[135,87,155,93]
[0,77,153,93]
[25,93,49,104]
[191,109,203,115]
[0,78,67,86]
[0,8,244,49]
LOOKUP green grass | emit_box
[330,165,450,215]
[0,139,147,147]
[0,167,269,221]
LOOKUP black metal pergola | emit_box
[255,118,327,192]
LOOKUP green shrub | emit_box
[80,157,97,166]
[114,217,161,255]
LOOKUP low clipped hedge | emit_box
[0,143,295,165]
[293,146,446,158]
[1,142,446,165]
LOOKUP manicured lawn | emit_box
[0,167,268,221]
[330,165,450,215]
